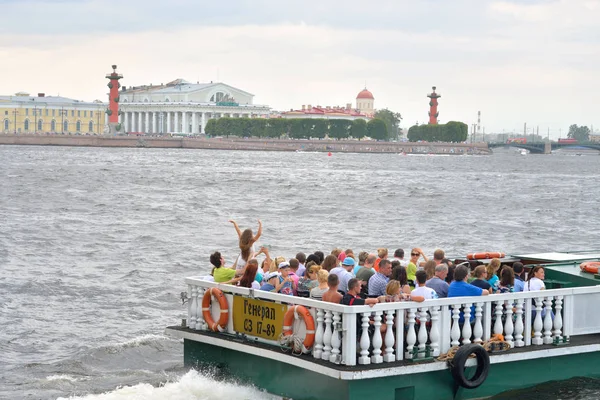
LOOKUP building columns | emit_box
[138,112,142,133]
[166,112,171,133]
[152,112,157,134]
[192,112,197,134]
[174,111,179,133]
[182,111,188,134]
[201,112,206,134]
[145,112,150,134]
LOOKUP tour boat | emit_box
[166,251,600,400]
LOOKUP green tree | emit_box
[310,119,328,139]
[567,124,590,142]
[328,119,352,140]
[374,109,402,140]
[249,119,267,138]
[351,119,367,140]
[265,119,287,138]
[204,119,219,137]
[367,118,388,141]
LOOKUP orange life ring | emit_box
[282,305,315,353]
[580,261,600,274]
[202,287,229,332]
[467,252,506,260]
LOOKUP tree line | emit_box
[407,121,469,142]
[204,117,390,140]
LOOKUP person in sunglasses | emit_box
[407,248,428,287]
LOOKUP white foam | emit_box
[47,374,83,382]
[56,370,281,400]
[109,334,173,349]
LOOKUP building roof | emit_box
[356,88,374,100]
[0,94,104,106]
[282,105,368,117]
[122,79,254,97]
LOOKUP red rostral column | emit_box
[427,86,441,124]
[105,65,123,134]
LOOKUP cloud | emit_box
[0,0,598,135]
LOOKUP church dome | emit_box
[356,88,374,100]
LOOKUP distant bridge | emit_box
[488,142,600,154]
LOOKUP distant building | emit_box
[118,79,270,134]
[589,134,600,143]
[280,88,375,121]
[0,92,106,134]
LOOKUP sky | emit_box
[0,0,598,137]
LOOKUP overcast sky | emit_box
[1,0,598,137]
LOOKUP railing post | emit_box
[196,287,206,330]
[395,309,405,361]
[525,298,532,346]
[383,310,395,362]
[483,301,492,340]
[359,312,371,365]
[450,304,461,347]
[330,311,342,364]
[532,297,544,345]
[429,306,441,357]
[188,284,197,329]
[322,310,332,360]
[371,311,383,363]
[462,303,472,345]
[514,298,524,347]
[406,308,417,359]
[493,300,503,336]
[553,296,564,339]
[562,293,573,338]
[314,308,324,359]
[543,297,553,344]
[439,305,451,355]
[504,299,514,347]
[473,302,483,344]
[341,311,357,366]
[417,307,429,358]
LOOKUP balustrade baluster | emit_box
[462,303,472,345]
[504,300,514,347]
[473,303,483,344]
[358,312,371,365]
[196,287,206,330]
[493,300,503,336]
[532,297,544,345]
[383,310,395,362]
[450,304,461,347]
[406,308,417,359]
[313,308,324,359]
[429,306,441,356]
[188,285,197,329]
[371,311,383,363]
[322,310,332,360]
[514,298,525,347]
[330,312,342,364]
[543,297,553,344]
[417,307,429,358]
[553,296,563,339]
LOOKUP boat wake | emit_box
[56,369,281,400]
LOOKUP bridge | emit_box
[488,142,600,154]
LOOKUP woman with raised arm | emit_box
[229,219,263,272]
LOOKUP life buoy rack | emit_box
[202,287,229,332]
[449,344,490,389]
[580,261,600,274]
[282,305,316,353]
[467,252,506,260]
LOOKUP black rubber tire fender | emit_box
[450,343,490,389]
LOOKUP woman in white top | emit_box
[229,219,262,272]
[523,266,546,292]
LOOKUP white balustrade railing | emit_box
[184,277,600,367]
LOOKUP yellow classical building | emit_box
[0,92,107,135]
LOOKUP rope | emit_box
[278,333,305,356]
[436,334,510,362]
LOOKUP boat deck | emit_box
[167,326,600,372]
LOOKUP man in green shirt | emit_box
[210,251,238,283]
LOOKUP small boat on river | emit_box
[166,250,600,400]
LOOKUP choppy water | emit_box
[1,145,600,400]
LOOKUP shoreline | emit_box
[0,134,491,154]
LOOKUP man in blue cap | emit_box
[330,256,357,294]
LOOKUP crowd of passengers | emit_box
[207,220,547,306]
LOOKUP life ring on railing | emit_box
[450,344,490,389]
[580,261,600,274]
[202,287,229,332]
[282,305,315,353]
[449,343,490,389]
[467,252,506,260]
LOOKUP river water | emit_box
[1,145,600,400]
